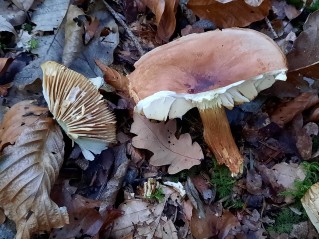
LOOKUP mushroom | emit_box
[105,28,287,175]
[41,61,116,160]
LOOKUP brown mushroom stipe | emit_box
[41,61,116,160]
[105,28,287,175]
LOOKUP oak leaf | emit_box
[187,0,271,28]
[131,114,203,174]
[0,101,68,239]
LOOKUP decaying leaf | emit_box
[0,102,68,239]
[131,114,203,174]
[0,1,26,26]
[111,186,179,239]
[0,15,17,37]
[32,0,70,31]
[287,10,319,79]
[187,0,271,28]
[140,0,179,42]
[191,206,240,238]
[301,182,319,233]
[271,92,319,127]
[0,100,48,150]
[41,61,116,161]
[11,0,34,11]
[50,181,123,239]
[63,4,85,66]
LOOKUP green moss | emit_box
[307,0,319,12]
[287,0,304,9]
[210,160,236,199]
[267,208,303,234]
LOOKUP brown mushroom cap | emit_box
[128,28,287,120]
[41,61,116,160]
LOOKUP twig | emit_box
[265,17,279,39]
[102,0,145,56]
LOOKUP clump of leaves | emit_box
[281,161,319,199]
[211,159,236,199]
[267,207,304,234]
[148,187,165,202]
[22,23,33,34]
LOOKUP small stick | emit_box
[265,17,279,39]
[102,0,145,56]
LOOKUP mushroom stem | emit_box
[199,106,243,175]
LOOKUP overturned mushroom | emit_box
[104,28,287,175]
[41,61,116,160]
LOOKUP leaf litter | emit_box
[2,0,319,238]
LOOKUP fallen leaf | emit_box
[0,15,17,37]
[0,100,49,150]
[191,206,241,239]
[301,182,319,233]
[0,1,26,26]
[111,186,178,239]
[11,0,34,11]
[287,10,319,79]
[32,0,70,31]
[187,0,271,28]
[63,4,85,66]
[0,208,5,224]
[0,58,13,77]
[131,114,203,174]
[0,103,68,239]
[140,0,179,42]
[83,15,100,44]
[50,181,123,239]
[271,92,319,127]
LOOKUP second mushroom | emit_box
[104,28,288,175]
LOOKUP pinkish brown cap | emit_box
[128,28,287,120]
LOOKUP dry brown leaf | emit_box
[63,4,85,66]
[50,181,123,239]
[0,58,13,77]
[187,0,271,28]
[0,100,49,150]
[191,206,240,238]
[140,0,179,42]
[0,208,5,224]
[301,182,319,233]
[131,113,203,174]
[271,92,319,127]
[0,103,68,239]
[111,186,178,239]
[11,0,34,11]
[287,10,319,78]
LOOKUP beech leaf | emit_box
[131,114,203,174]
[63,4,85,66]
[187,0,271,28]
[140,0,179,42]
[287,10,319,79]
[271,92,319,127]
[0,102,68,239]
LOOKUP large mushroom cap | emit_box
[41,61,116,160]
[129,28,287,120]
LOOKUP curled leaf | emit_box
[140,0,179,42]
